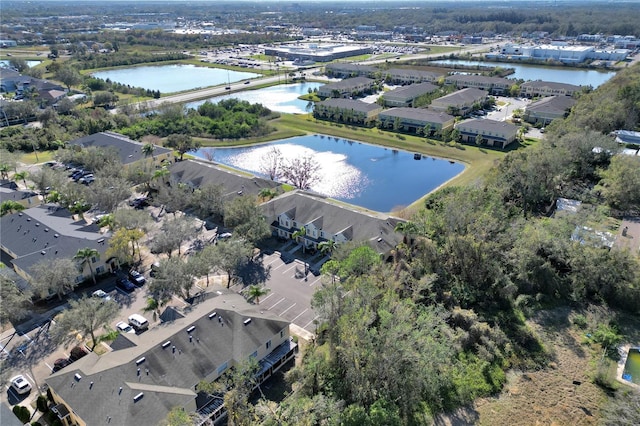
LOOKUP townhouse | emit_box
[378,108,455,136]
[454,118,519,148]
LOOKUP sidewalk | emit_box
[614,217,640,254]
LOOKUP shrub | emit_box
[12,405,30,423]
[572,314,588,329]
[37,394,49,412]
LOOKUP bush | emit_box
[12,405,31,423]
[37,394,49,412]
[572,314,588,329]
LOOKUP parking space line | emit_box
[265,257,280,266]
[291,308,309,323]
[303,315,319,330]
[280,303,296,315]
[272,262,286,271]
[45,362,52,371]
[308,277,321,287]
[260,293,275,304]
[283,264,298,274]
[267,297,286,311]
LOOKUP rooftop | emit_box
[67,132,172,165]
[380,107,454,124]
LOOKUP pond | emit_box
[429,59,616,88]
[92,64,259,93]
[0,60,42,68]
[186,82,322,114]
[194,134,464,212]
[623,347,640,385]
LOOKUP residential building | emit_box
[0,186,40,208]
[260,190,404,260]
[67,132,172,168]
[317,77,376,99]
[383,68,441,85]
[314,98,382,124]
[168,159,280,197]
[444,74,513,96]
[46,293,296,426]
[523,95,576,125]
[430,88,488,116]
[0,205,112,290]
[382,82,439,107]
[378,108,455,135]
[324,63,375,78]
[614,130,640,146]
[520,80,581,98]
[454,118,519,148]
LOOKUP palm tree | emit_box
[0,164,9,180]
[142,143,156,158]
[151,167,170,189]
[292,226,307,252]
[13,171,28,188]
[246,285,270,305]
[318,239,337,257]
[74,247,100,284]
[0,200,25,216]
[143,297,160,322]
[97,214,115,231]
[394,221,420,246]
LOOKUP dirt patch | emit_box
[473,307,608,426]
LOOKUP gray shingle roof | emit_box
[384,82,439,100]
[46,293,289,426]
[0,187,38,202]
[168,159,280,196]
[379,107,454,124]
[320,77,374,91]
[446,74,512,86]
[317,98,381,113]
[525,95,576,114]
[67,132,172,165]
[433,88,488,105]
[0,205,110,278]
[260,190,404,254]
[455,118,519,133]
[521,80,581,91]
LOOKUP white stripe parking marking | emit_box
[283,264,298,274]
[303,315,319,330]
[291,308,309,323]
[272,262,286,271]
[260,293,275,303]
[280,303,296,315]
[45,362,53,371]
[267,297,286,311]
[309,277,321,287]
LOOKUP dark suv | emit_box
[116,277,136,292]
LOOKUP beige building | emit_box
[314,98,382,124]
[520,80,581,98]
[430,88,488,116]
[455,118,519,148]
[378,107,455,136]
[317,77,376,98]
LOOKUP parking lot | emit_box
[231,249,321,335]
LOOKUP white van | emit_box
[128,314,149,332]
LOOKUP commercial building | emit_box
[493,43,629,63]
[264,43,371,63]
[378,108,455,136]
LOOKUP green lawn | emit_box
[20,150,55,164]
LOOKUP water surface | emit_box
[194,134,464,212]
[92,64,259,93]
[430,59,616,87]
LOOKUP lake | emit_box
[186,82,322,114]
[430,59,616,88]
[194,134,464,212]
[0,60,42,68]
[92,65,259,93]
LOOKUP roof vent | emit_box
[161,341,171,349]
[41,251,46,255]
[54,234,59,238]
[74,373,82,381]
[377,237,383,242]
[133,392,144,403]
[45,228,49,232]
[97,238,105,244]
[186,325,196,333]
[18,213,23,216]
[27,218,31,221]
[35,222,40,226]
[135,357,146,365]
[208,312,217,319]
[243,318,252,325]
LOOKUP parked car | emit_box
[52,358,71,373]
[79,174,95,185]
[116,321,135,334]
[116,277,136,292]
[10,375,32,395]
[129,197,149,209]
[128,270,146,286]
[92,289,112,301]
[128,314,149,332]
[69,346,88,362]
